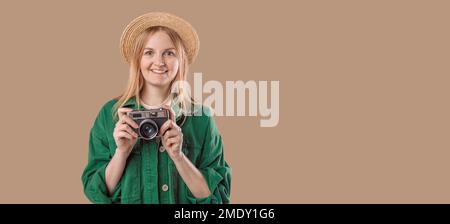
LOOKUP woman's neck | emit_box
[140,84,171,106]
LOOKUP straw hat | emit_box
[120,12,200,64]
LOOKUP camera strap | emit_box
[176,113,187,128]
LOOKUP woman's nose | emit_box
[154,54,165,66]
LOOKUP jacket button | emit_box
[162,184,169,192]
[159,146,165,152]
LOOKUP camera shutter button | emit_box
[159,146,166,152]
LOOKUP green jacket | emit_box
[81,97,231,204]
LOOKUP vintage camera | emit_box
[127,108,170,140]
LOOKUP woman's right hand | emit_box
[113,107,139,156]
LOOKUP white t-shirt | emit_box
[140,97,172,110]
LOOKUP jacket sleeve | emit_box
[81,106,121,204]
[186,114,232,204]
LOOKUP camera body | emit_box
[127,108,170,140]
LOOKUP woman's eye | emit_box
[164,51,176,56]
[144,51,153,55]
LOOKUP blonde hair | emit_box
[113,26,193,120]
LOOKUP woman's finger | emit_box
[159,120,173,137]
[118,107,133,119]
[166,137,175,145]
[116,123,138,138]
[120,115,139,129]
[166,137,181,149]
[116,131,134,140]
[119,123,138,138]
[165,134,181,145]
[163,129,179,139]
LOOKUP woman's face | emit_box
[140,31,179,89]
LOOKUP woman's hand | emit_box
[113,107,139,157]
[159,105,184,162]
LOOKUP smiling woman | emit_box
[133,27,186,110]
[81,12,231,204]
[141,31,179,87]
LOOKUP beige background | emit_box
[0,0,449,203]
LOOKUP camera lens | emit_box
[139,119,158,140]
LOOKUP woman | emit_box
[82,12,231,204]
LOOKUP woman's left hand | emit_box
[159,105,184,162]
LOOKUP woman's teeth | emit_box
[151,69,167,74]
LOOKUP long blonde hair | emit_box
[113,26,193,120]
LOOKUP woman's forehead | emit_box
[145,31,176,49]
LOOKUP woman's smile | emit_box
[150,68,168,75]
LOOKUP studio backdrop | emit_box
[0,0,449,203]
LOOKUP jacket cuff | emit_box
[84,163,121,204]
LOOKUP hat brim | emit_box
[120,12,199,64]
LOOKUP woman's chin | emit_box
[145,79,171,88]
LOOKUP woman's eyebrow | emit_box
[144,47,176,51]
